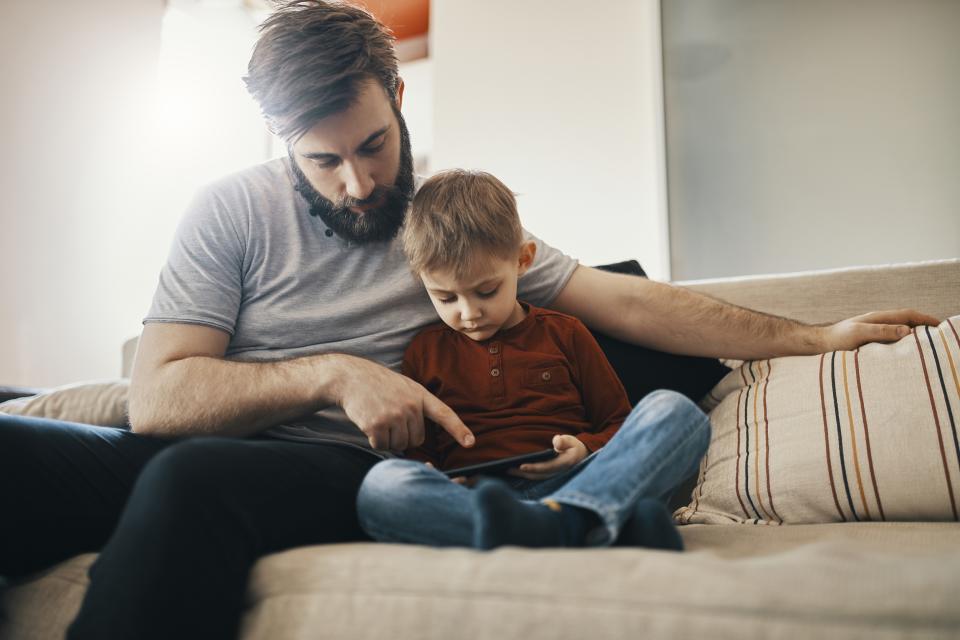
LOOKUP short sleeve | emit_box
[516,229,579,307]
[144,187,245,334]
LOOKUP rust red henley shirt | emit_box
[402,303,632,470]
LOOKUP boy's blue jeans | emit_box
[357,389,711,546]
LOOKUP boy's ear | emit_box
[396,78,405,110]
[517,241,537,276]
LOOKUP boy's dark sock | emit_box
[613,498,684,551]
[472,479,597,550]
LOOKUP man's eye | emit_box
[477,288,499,298]
[360,141,386,155]
[314,159,339,169]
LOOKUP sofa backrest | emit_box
[677,258,959,326]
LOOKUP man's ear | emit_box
[517,241,537,277]
[396,78,405,110]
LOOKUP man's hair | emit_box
[403,169,523,277]
[244,1,400,142]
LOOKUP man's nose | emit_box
[341,160,376,202]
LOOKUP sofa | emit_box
[2,258,959,639]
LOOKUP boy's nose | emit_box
[461,303,482,322]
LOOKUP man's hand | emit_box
[509,434,589,481]
[332,356,474,452]
[819,309,941,353]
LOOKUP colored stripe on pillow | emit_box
[677,316,960,525]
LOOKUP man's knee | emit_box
[130,438,234,517]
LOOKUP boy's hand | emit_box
[333,356,475,452]
[425,461,472,486]
[509,435,588,480]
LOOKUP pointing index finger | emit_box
[423,393,474,447]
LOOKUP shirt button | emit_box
[489,345,499,354]
[325,228,334,237]
[491,368,501,377]
[541,371,552,381]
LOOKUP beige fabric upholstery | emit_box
[679,258,960,324]
[0,380,129,427]
[4,524,959,640]
[238,524,960,640]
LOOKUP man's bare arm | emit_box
[128,323,474,448]
[551,266,940,360]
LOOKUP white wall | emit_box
[0,0,165,387]
[663,0,960,280]
[430,0,670,278]
[398,57,434,174]
[0,0,270,387]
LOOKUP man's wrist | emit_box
[794,323,828,356]
[305,352,356,405]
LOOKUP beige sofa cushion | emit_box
[4,523,959,640]
[0,380,129,427]
[677,316,960,525]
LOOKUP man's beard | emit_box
[289,107,415,244]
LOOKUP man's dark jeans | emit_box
[0,414,378,639]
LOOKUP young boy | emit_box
[357,169,711,550]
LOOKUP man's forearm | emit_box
[128,353,349,438]
[618,278,824,359]
[553,268,826,360]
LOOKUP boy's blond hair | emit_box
[403,169,523,277]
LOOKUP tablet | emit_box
[442,448,558,478]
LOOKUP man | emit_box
[0,2,936,639]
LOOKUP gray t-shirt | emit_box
[146,157,579,450]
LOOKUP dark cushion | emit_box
[591,260,730,405]
[0,386,45,404]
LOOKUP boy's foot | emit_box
[613,498,683,551]
[472,479,592,550]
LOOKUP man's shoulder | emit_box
[210,156,289,188]
[179,157,300,233]
[200,157,293,205]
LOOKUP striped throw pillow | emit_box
[676,316,960,525]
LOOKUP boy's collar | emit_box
[484,301,535,342]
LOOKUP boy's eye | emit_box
[477,288,499,298]
[438,296,456,304]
